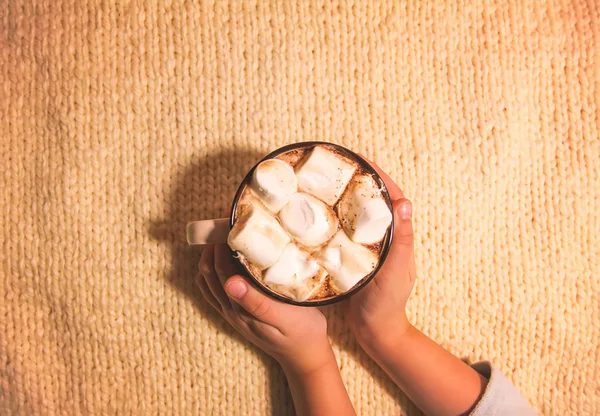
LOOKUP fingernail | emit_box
[226,281,248,300]
[399,200,412,220]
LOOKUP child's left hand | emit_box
[196,244,332,375]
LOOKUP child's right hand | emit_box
[345,159,417,352]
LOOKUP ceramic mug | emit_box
[186,141,394,306]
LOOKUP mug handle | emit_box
[186,218,230,245]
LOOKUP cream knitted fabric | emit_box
[1,1,598,415]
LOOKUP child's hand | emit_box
[343,163,498,416]
[196,244,332,375]
[346,159,416,352]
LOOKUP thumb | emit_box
[391,198,414,249]
[224,276,286,326]
[376,198,416,285]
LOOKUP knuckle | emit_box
[214,263,228,277]
[314,314,327,333]
[395,234,414,246]
[249,297,270,318]
[199,263,213,277]
[238,313,252,326]
[222,309,235,322]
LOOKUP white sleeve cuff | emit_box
[470,361,536,416]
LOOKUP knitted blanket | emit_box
[1,1,598,414]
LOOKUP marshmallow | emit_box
[317,231,378,292]
[337,174,393,244]
[250,159,297,213]
[264,243,326,301]
[227,203,290,270]
[295,146,356,205]
[278,193,338,247]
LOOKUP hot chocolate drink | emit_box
[227,144,393,302]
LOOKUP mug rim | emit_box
[229,141,395,307]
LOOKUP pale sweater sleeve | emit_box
[469,362,536,416]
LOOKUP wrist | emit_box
[281,353,338,381]
[354,312,413,354]
[281,347,356,416]
[375,321,417,351]
[278,339,336,377]
[359,323,421,376]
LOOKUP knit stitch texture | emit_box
[1,1,598,415]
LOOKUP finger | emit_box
[214,244,249,315]
[380,198,416,277]
[358,153,405,201]
[223,276,290,330]
[195,272,222,312]
[214,243,240,286]
[391,198,413,247]
[199,245,232,310]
